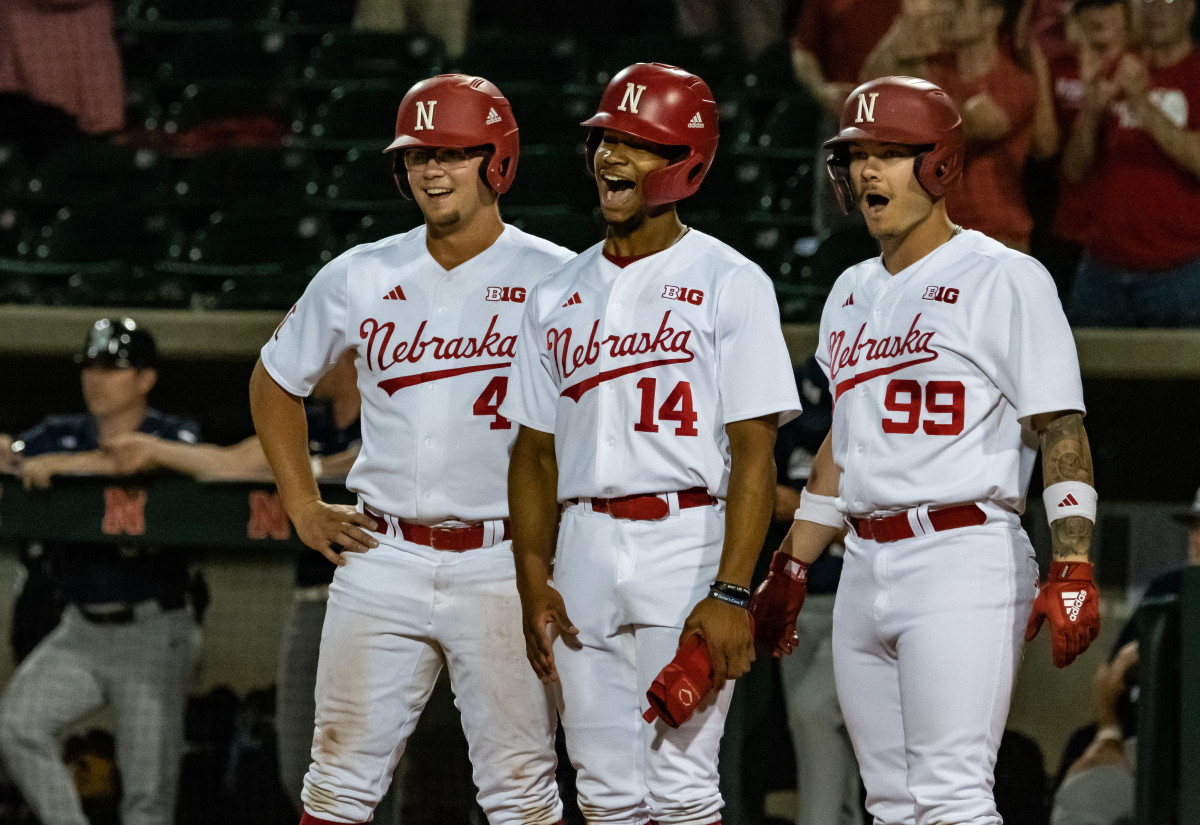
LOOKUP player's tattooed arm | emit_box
[1033,411,1095,562]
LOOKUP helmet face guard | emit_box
[823,76,964,214]
[581,62,719,206]
[385,74,519,199]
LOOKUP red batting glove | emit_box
[643,635,716,728]
[1026,561,1100,668]
[749,551,809,657]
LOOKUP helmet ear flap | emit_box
[392,151,413,199]
[826,148,856,215]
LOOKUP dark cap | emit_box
[76,317,157,369]
[1174,487,1200,525]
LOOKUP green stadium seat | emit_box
[156,29,292,86]
[316,147,409,213]
[291,84,399,150]
[455,29,590,89]
[297,30,444,89]
[171,146,316,216]
[160,80,291,135]
[22,141,169,209]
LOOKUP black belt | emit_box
[77,596,185,625]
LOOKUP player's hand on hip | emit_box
[1025,560,1100,668]
[519,582,579,684]
[682,597,754,686]
[293,499,379,565]
[750,551,809,657]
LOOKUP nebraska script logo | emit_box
[360,314,517,396]
[548,310,695,402]
[829,313,939,400]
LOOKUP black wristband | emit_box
[708,580,751,610]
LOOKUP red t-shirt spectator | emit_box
[928,50,1037,249]
[1049,53,1099,245]
[792,0,903,84]
[1084,48,1200,270]
[0,0,124,134]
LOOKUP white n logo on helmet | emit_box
[617,83,647,114]
[855,92,879,124]
[414,100,437,131]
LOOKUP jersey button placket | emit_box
[593,284,621,491]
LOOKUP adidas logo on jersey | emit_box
[561,292,582,307]
[1058,494,1080,508]
[384,285,407,300]
[842,293,854,307]
[688,112,704,129]
[1061,589,1088,622]
[485,107,502,125]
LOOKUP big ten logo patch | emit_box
[247,490,291,540]
[102,487,147,536]
[662,285,704,305]
[485,286,526,303]
[922,285,959,304]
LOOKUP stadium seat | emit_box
[593,34,734,90]
[155,206,335,308]
[504,143,594,215]
[503,85,593,147]
[22,141,169,209]
[0,143,26,199]
[739,95,824,161]
[156,29,292,87]
[171,145,316,217]
[261,0,355,33]
[507,209,602,254]
[315,147,407,213]
[119,0,272,31]
[807,224,878,287]
[456,29,590,89]
[339,210,421,249]
[291,84,399,150]
[297,30,444,89]
[159,80,291,135]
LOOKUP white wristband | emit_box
[310,456,324,479]
[1043,481,1097,524]
[794,489,845,530]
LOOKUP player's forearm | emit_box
[153,437,271,481]
[1129,95,1200,181]
[249,358,319,516]
[780,432,843,564]
[716,416,779,589]
[1036,412,1095,562]
[508,426,561,592]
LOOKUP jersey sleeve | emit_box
[259,253,352,397]
[499,289,558,434]
[716,265,802,425]
[984,259,1085,421]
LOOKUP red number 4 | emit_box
[882,379,964,435]
[634,377,699,436]
[473,376,512,430]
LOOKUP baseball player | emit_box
[749,76,1100,825]
[501,63,801,825]
[247,74,572,825]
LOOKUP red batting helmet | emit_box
[384,74,519,198]
[823,76,964,213]
[581,62,719,206]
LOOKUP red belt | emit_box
[848,503,986,543]
[398,521,511,552]
[363,505,509,551]
[574,487,717,521]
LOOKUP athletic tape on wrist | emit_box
[794,489,845,530]
[1042,481,1097,524]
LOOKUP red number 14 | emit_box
[634,377,699,436]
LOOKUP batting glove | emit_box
[643,634,715,728]
[749,551,808,657]
[1025,561,1100,668]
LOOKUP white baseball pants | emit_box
[301,539,562,825]
[832,525,1038,825]
[552,502,733,825]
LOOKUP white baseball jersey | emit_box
[816,229,1084,518]
[261,224,574,522]
[501,230,801,500]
